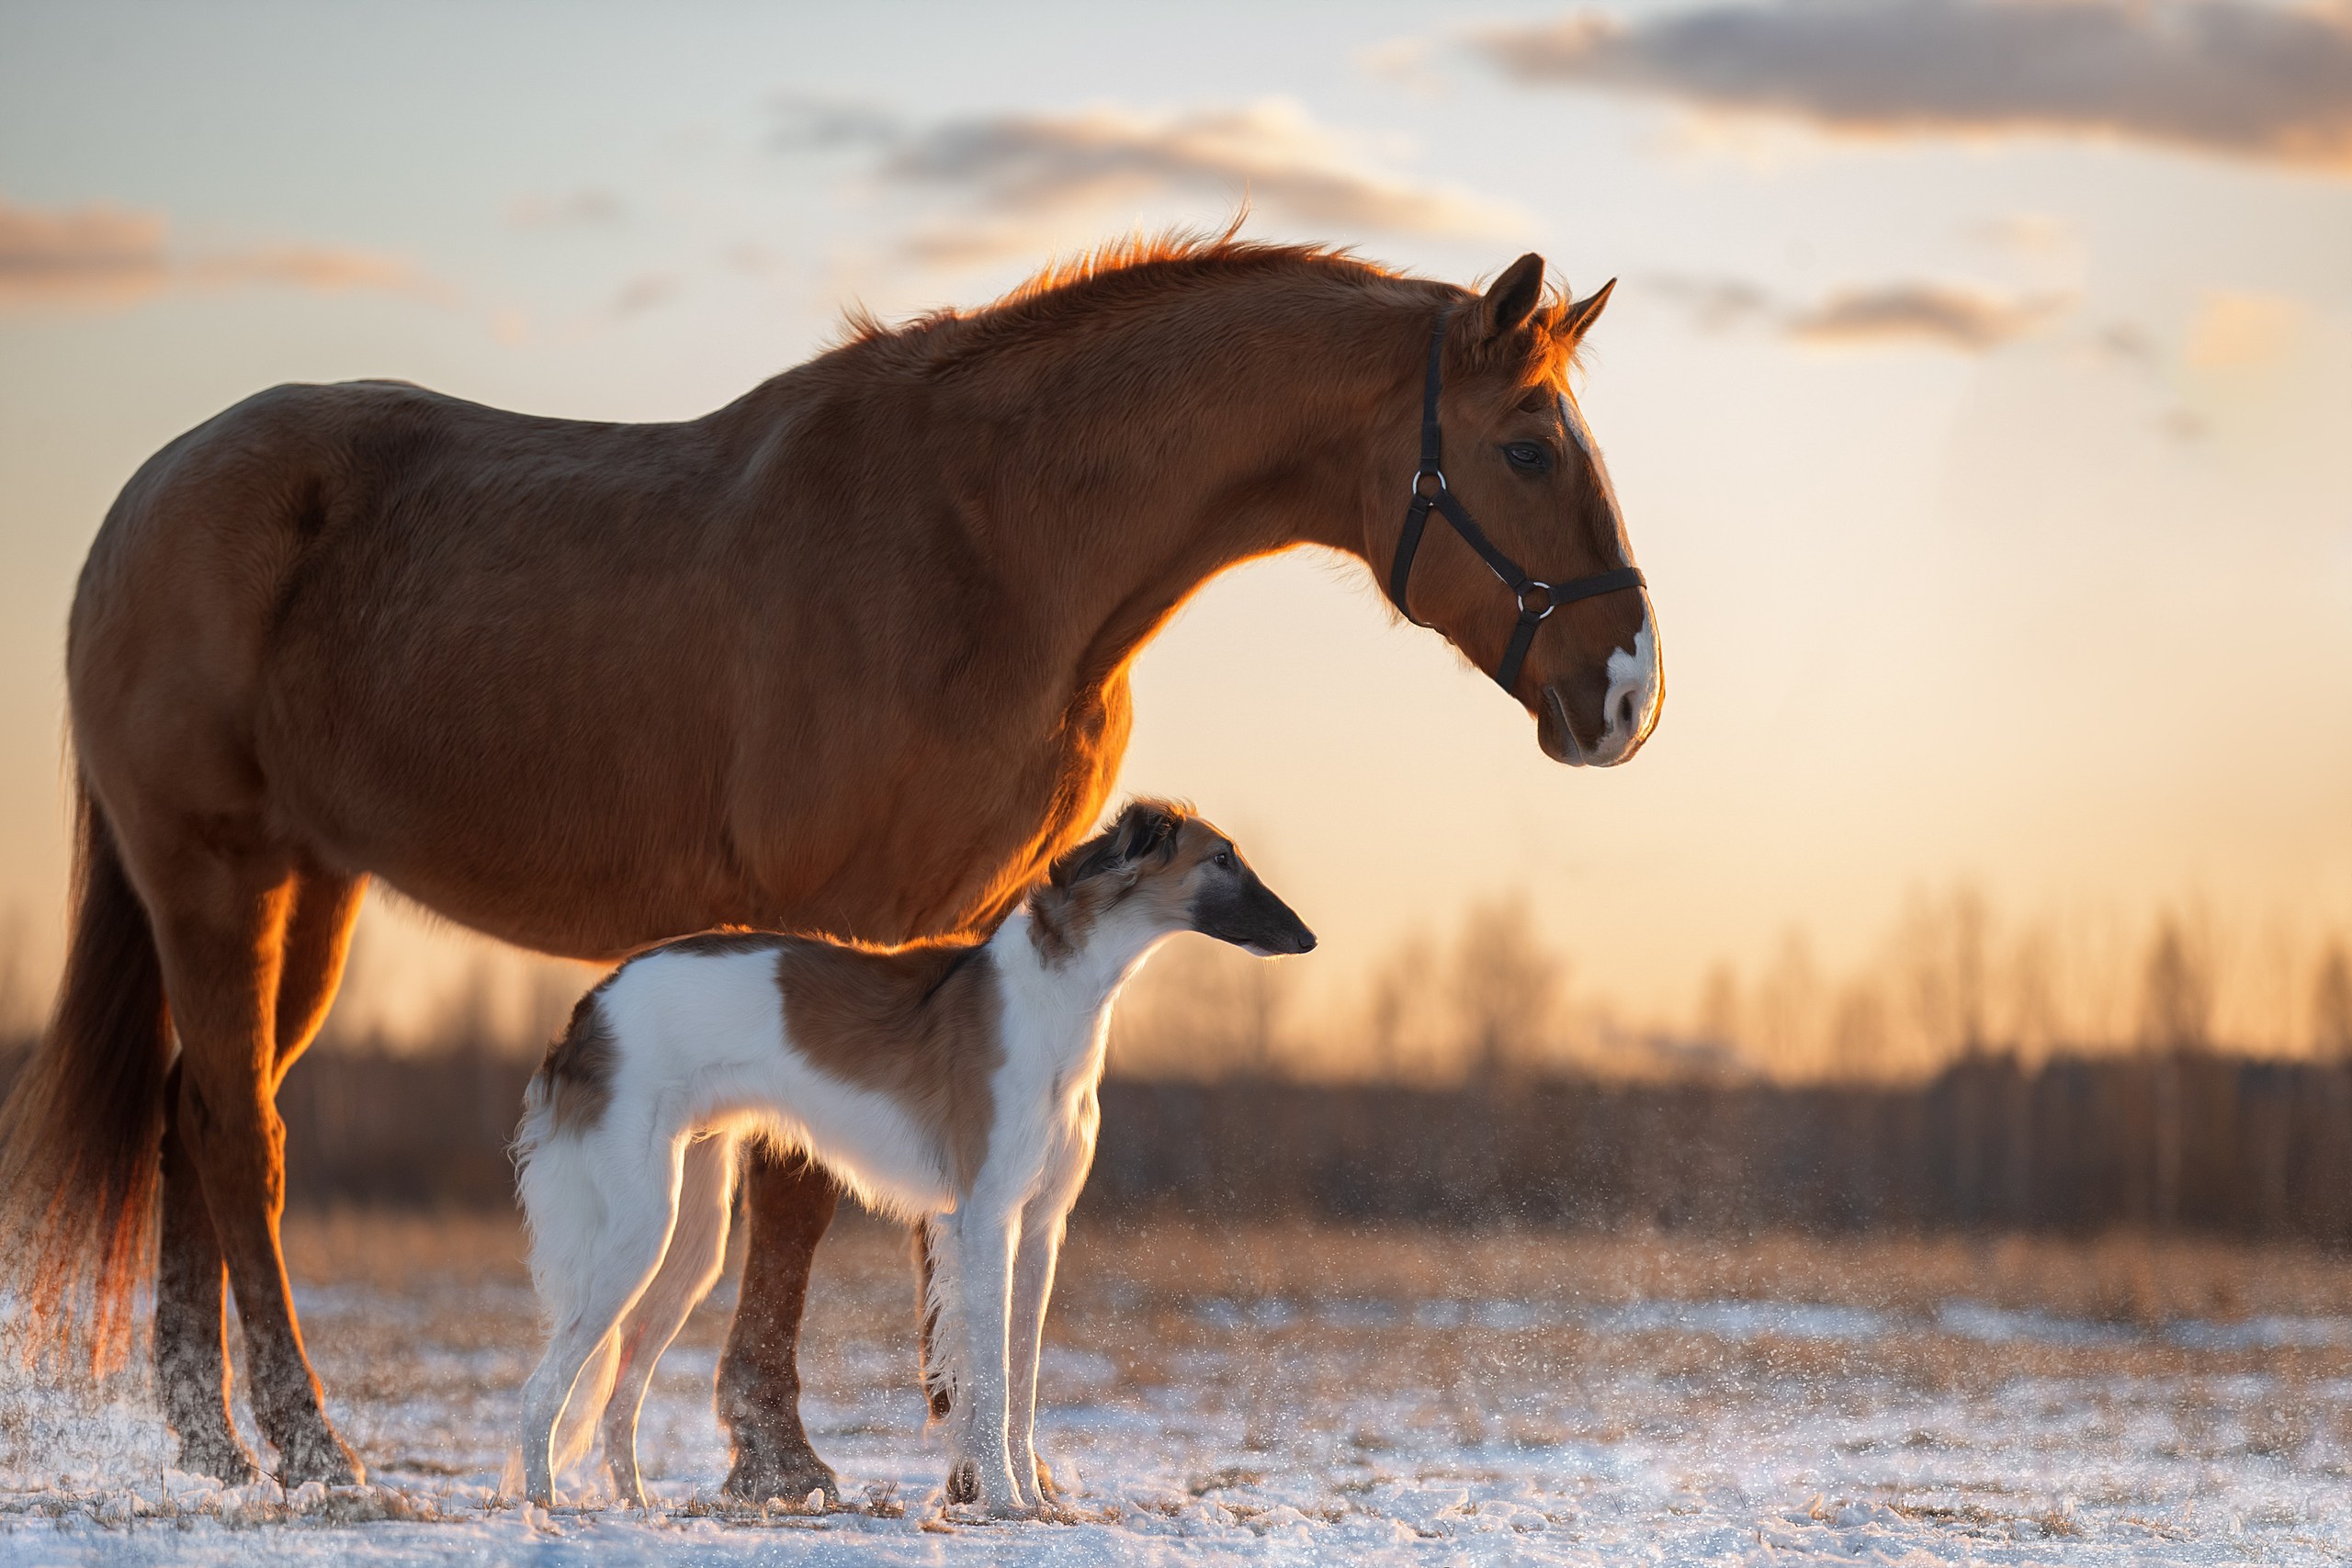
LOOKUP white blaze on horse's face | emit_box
[1552,391,1660,769]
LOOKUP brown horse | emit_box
[0,235,1659,1493]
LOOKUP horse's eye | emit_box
[1214,850,1234,870]
[1503,442,1551,473]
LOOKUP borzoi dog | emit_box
[512,800,1315,1514]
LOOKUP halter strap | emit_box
[1385,308,1646,695]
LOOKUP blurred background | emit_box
[2,1,2348,1231]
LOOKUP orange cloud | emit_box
[0,195,435,311]
[2185,289,2301,368]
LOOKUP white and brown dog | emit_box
[512,800,1314,1515]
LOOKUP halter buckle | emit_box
[1516,581,1557,620]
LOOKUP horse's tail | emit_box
[0,774,173,1376]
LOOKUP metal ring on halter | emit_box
[1410,467,1448,498]
[1517,581,1557,620]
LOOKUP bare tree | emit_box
[2138,912,2211,1231]
[2139,914,2213,1051]
[1828,981,1892,1081]
[1694,961,1742,1056]
[1365,929,1440,1082]
[1112,939,1295,1079]
[1750,929,1824,1077]
[2313,942,2352,1061]
[1894,886,1991,1065]
[1449,893,1561,1080]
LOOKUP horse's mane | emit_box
[837,225,1409,368]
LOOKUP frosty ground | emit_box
[4,1215,2349,1565]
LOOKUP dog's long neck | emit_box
[986,906,1170,1085]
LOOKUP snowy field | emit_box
[4,1213,2350,1564]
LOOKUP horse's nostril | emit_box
[1616,692,1635,729]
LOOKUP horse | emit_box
[0,233,1660,1494]
[512,800,1310,1514]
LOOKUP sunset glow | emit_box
[1,1,2346,1075]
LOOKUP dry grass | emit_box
[1039,1216,2352,1320]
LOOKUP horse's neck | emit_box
[865,290,1411,683]
[1027,310,1401,675]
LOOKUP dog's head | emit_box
[1032,800,1317,964]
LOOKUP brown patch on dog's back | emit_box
[662,930,785,960]
[774,941,1003,1191]
[539,990,619,1135]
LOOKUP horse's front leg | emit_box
[947,1209,1027,1517]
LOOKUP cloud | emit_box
[775,96,1523,265]
[1789,283,2071,349]
[2185,288,2301,367]
[1969,212,2078,258]
[608,272,679,318]
[1476,0,2352,171]
[507,187,627,229]
[1656,273,2071,351]
[0,195,435,310]
[0,199,169,306]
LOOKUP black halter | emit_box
[1385,308,1646,695]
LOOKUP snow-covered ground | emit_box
[5,1215,2349,1564]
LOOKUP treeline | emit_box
[4,1042,2346,1239]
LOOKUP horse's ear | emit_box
[1480,254,1548,342]
[1556,277,1617,342]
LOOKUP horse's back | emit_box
[68,382,764,922]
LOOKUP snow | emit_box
[3,1217,2348,1564]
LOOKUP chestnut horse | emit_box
[0,237,1659,1493]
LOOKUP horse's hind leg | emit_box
[153,870,362,1483]
[154,1059,258,1483]
[144,851,362,1487]
[601,1133,738,1506]
[716,1146,841,1503]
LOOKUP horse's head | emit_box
[1374,254,1661,768]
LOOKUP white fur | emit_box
[1596,618,1660,766]
[513,900,1183,1516]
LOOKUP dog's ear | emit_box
[1054,801,1181,887]
[1110,801,1181,864]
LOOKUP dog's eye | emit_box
[1503,442,1551,473]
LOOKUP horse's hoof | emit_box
[274,1427,365,1489]
[175,1430,263,1485]
[721,1446,839,1506]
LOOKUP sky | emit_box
[1,0,2348,1065]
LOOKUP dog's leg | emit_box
[946,1208,1026,1517]
[600,1133,737,1508]
[519,1130,683,1506]
[1005,1206,1065,1510]
[1009,1100,1096,1508]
